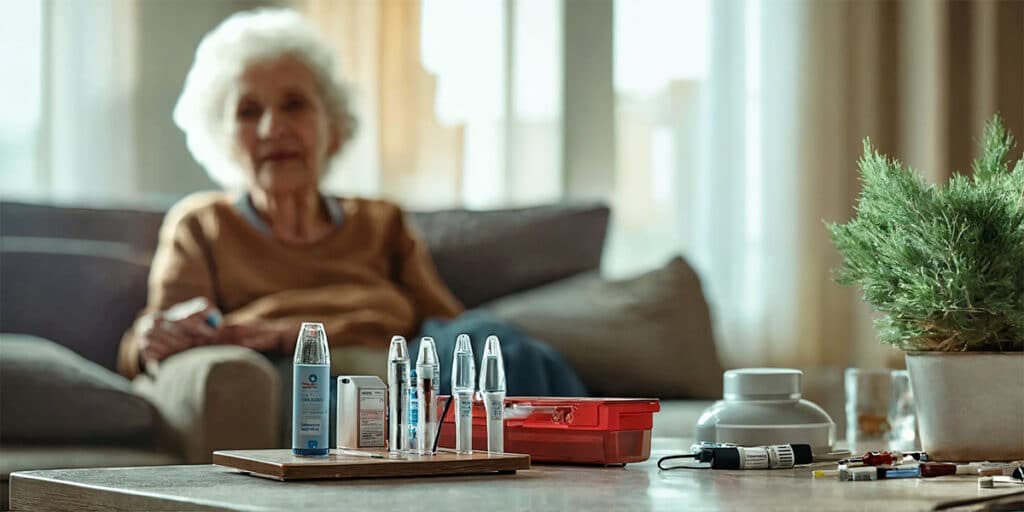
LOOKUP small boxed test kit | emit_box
[336,376,387,449]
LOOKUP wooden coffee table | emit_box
[9,439,1018,511]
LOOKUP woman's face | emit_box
[226,55,340,194]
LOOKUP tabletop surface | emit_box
[10,438,1022,512]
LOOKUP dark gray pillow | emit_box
[0,334,157,443]
[484,256,724,399]
[410,204,609,308]
[0,241,150,371]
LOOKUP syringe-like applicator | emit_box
[479,335,506,453]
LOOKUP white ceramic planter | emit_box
[905,352,1024,461]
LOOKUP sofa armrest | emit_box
[132,346,280,464]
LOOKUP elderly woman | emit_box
[118,8,586,407]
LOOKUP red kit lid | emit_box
[438,396,660,431]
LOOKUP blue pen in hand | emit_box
[205,310,222,328]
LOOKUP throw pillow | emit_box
[410,204,609,308]
[0,334,157,443]
[483,256,724,399]
[0,241,151,371]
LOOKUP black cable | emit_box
[658,445,813,471]
[431,395,454,454]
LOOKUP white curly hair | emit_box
[172,8,357,189]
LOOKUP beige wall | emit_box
[130,0,275,201]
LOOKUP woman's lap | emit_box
[412,310,588,397]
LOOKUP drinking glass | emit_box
[888,370,919,451]
[844,368,891,452]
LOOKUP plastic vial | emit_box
[451,334,476,455]
[387,336,409,453]
[479,335,506,453]
[292,322,330,456]
[416,337,440,454]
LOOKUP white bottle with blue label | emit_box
[292,322,330,456]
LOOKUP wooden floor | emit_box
[10,439,1023,511]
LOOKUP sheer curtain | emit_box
[303,0,461,207]
[0,0,44,198]
[303,0,563,210]
[692,0,813,368]
[1,0,140,203]
[604,0,709,276]
[706,0,1024,369]
[796,0,1024,367]
[607,0,818,368]
[421,0,564,208]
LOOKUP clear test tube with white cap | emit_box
[416,337,440,454]
[479,335,506,453]
[387,336,409,452]
[451,334,476,454]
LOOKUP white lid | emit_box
[723,368,802,400]
[416,337,438,378]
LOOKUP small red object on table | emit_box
[437,396,660,466]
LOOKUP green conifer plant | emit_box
[828,115,1024,352]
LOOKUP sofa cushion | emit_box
[0,200,166,254]
[0,334,157,443]
[0,200,610,313]
[410,203,609,308]
[484,256,724,399]
[0,240,150,371]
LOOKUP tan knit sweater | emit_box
[117,191,464,378]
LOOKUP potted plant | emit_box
[828,115,1024,462]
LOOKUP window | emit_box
[420,0,563,209]
[0,0,43,199]
[606,0,711,276]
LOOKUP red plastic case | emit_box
[436,397,660,465]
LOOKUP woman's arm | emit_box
[118,198,221,378]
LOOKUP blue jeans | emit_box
[410,310,588,397]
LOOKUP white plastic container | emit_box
[695,368,836,454]
[906,352,1024,462]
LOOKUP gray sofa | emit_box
[0,198,722,508]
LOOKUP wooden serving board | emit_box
[213,449,531,481]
